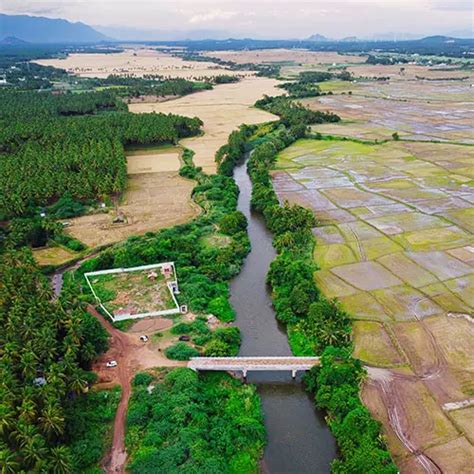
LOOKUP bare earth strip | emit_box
[129,77,282,173]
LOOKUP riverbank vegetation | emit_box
[126,368,265,473]
[244,121,397,472]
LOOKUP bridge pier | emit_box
[292,369,297,379]
[243,369,248,380]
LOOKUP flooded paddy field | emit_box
[273,138,474,471]
[306,75,474,143]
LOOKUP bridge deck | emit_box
[188,356,320,372]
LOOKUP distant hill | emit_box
[0,35,28,46]
[419,35,462,43]
[307,34,329,42]
[0,14,111,43]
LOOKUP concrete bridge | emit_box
[188,356,320,379]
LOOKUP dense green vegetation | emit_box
[0,249,110,472]
[255,95,340,131]
[64,387,121,473]
[126,369,265,473]
[245,124,397,473]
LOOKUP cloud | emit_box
[188,9,237,24]
[429,0,473,11]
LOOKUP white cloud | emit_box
[189,9,237,24]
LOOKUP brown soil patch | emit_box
[67,172,199,247]
[129,77,282,173]
[127,317,173,334]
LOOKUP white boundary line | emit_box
[85,261,181,322]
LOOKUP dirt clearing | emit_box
[67,171,198,248]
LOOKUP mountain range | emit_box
[0,13,110,43]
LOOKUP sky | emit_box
[1,0,473,39]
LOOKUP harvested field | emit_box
[126,146,181,173]
[34,48,250,80]
[130,77,282,173]
[32,246,79,266]
[449,406,474,444]
[67,148,199,247]
[203,49,366,66]
[353,321,405,367]
[274,136,474,470]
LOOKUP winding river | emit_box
[230,157,336,473]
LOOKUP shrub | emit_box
[219,211,247,235]
[207,296,235,322]
[165,342,199,361]
[133,372,154,387]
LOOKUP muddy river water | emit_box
[230,157,336,473]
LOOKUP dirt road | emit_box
[87,306,186,473]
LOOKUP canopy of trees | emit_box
[0,249,110,472]
[126,369,265,473]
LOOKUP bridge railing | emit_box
[188,356,320,378]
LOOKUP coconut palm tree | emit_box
[48,446,72,474]
[38,403,64,437]
[0,447,19,474]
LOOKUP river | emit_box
[230,156,336,473]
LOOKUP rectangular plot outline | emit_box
[85,262,181,321]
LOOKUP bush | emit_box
[208,296,236,322]
[133,372,154,386]
[204,338,231,356]
[165,342,199,361]
[219,211,247,235]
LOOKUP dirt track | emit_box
[87,306,185,473]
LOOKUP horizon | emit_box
[1,0,473,41]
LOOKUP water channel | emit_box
[230,156,336,473]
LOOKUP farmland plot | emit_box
[274,137,474,471]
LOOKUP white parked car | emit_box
[106,360,117,368]
[139,335,149,342]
